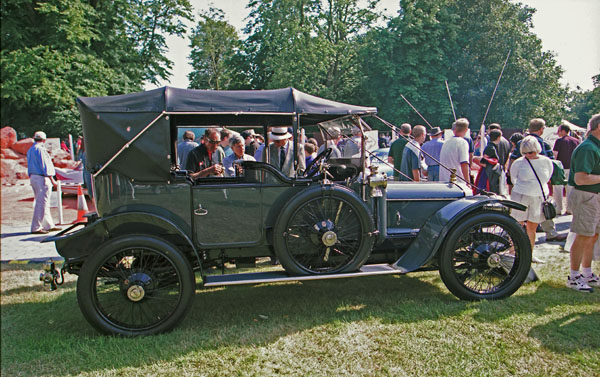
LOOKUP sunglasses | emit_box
[524,151,536,155]
[208,139,221,144]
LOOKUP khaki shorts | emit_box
[568,188,600,236]
[510,192,545,224]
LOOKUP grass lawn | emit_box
[1,252,599,376]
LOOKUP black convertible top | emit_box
[77,87,376,182]
[77,86,377,117]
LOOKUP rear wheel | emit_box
[438,212,531,300]
[274,187,375,275]
[77,235,195,336]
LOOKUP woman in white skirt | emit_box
[510,136,554,261]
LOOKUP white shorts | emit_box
[510,192,545,224]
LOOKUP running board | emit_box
[203,263,404,287]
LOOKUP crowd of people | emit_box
[178,125,368,180]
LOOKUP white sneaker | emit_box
[583,273,600,287]
[566,275,593,292]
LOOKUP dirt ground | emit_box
[1,179,95,226]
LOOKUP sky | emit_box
[148,0,600,92]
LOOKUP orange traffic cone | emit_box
[74,185,89,223]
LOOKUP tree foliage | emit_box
[239,0,379,102]
[359,0,567,131]
[188,7,245,90]
[1,0,193,138]
[567,74,600,128]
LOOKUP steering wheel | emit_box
[304,147,332,178]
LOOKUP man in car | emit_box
[177,130,198,168]
[185,129,224,179]
[223,134,255,177]
[263,126,306,177]
[242,129,260,156]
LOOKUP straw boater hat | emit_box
[270,127,291,141]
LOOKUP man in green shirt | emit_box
[566,113,600,292]
[388,123,411,181]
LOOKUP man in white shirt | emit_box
[439,118,470,182]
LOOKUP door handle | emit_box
[194,204,208,216]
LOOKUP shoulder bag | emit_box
[525,157,556,220]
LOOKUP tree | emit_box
[567,74,600,127]
[242,0,380,102]
[358,0,455,127]
[188,7,245,90]
[359,0,567,130]
[1,0,193,137]
[244,0,322,90]
[443,0,566,129]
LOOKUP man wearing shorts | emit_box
[566,113,600,292]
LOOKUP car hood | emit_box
[386,182,467,200]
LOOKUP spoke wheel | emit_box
[77,235,195,336]
[439,212,531,300]
[274,186,375,275]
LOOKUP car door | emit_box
[192,180,262,247]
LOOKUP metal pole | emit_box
[93,111,166,178]
[481,50,511,128]
[57,180,63,225]
[445,80,457,121]
[68,134,75,161]
[400,95,433,130]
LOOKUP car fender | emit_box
[45,212,202,269]
[392,197,525,273]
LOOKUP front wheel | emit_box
[77,235,195,336]
[438,212,531,300]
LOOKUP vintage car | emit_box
[46,87,532,336]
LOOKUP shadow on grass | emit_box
[1,270,598,375]
[529,311,600,353]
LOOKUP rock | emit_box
[1,156,29,184]
[1,148,23,160]
[54,159,79,169]
[50,148,71,164]
[1,127,17,149]
[2,159,21,177]
[12,138,34,155]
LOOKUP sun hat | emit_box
[270,127,292,141]
[428,127,443,136]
